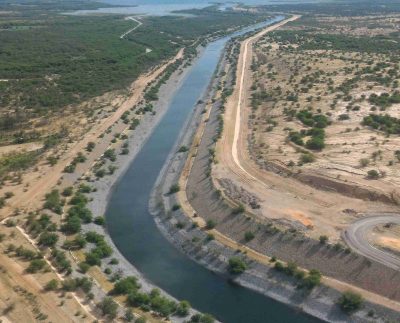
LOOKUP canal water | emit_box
[106,17,321,323]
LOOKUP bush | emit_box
[38,232,59,247]
[176,300,191,317]
[232,203,245,214]
[227,257,247,274]
[205,219,216,230]
[85,252,101,266]
[367,169,379,179]
[338,291,363,314]
[86,142,96,152]
[112,276,140,295]
[94,216,105,226]
[45,279,59,291]
[44,189,62,214]
[98,297,118,319]
[189,313,215,323]
[244,231,255,242]
[299,153,315,164]
[171,204,181,211]
[61,215,81,234]
[319,235,328,244]
[62,187,73,197]
[168,184,180,194]
[78,262,90,273]
[27,259,47,273]
[300,269,321,290]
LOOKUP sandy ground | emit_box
[213,14,400,242]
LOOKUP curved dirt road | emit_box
[343,214,400,270]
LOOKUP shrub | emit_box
[176,300,191,317]
[227,257,247,274]
[299,153,315,164]
[338,291,363,314]
[44,189,62,214]
[94,216,105,226]
[319,235,328,244]
[98,297,118,319]
[85,252,101,266]
[27,259,47,273]
[62,187,73,197]
[244,231,255,242]
[104,149,116,162]
[86,142,96,152]
[168,184,180,194]
[367,169,379,179]
[301,269,321,290]
[38,232,59,247]
[178,146,188,153]
[78,262,90,273]
[205,219,216,230]
[171,204,181,211]
[112,276,140,295]
[45,279,59,291]
[232,203,245,214]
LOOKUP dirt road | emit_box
[343,214,400,270]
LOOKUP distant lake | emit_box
[71,0,320,16]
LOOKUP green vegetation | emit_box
[244,231,255,242]
[27,259,47,273]
[205,219,216,230]
[227,257,247,274]
[288,110,328,151]
[362,114,400,135]
[98,297,118,319]
[369,92,400,108]
[338,291,364,314]
[168,184,180,194]
[44,189,63,214]
[0,151,40,180]
[0,2,270,146]
[274,261,321,290]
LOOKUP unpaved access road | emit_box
[344,214,400,270]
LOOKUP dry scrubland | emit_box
[247,14,400,240]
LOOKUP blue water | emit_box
[74,0,320,16]
[105,16,322,323]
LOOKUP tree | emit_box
[45,279,59,291]
[319,235,328,244]
[338,291,363,314]
[98,297,118,319]
[228,257,247,274]
[205,219,216,230]
[176,300,191,317]
[367,169,379,179]
[125,309,134,322]
[244,231,255,242]
[27,259,46,273]
[38,232,59,247]
[94,216,105,226]
[168,184,180,194]
[112,276,140,295]
[61,215,81,234]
